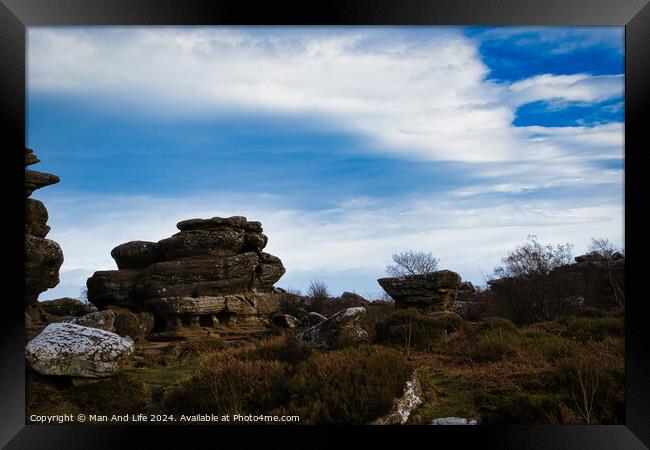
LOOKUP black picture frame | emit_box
[2,0,648,448]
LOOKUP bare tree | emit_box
[307,280,330,313]
[588,237,623,260]
[494,235,574,278]
[571,358,600,425]
[386,250,440,277]
[588,237,625,307]
[491,236,574,323]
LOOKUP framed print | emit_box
[2,0,648,448]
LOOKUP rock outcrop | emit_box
[25,323,134,378]
[87,216,286,330]
[301,311,327,327]
[373,373,423,425]
[377,270,462,313]
[40,298,97,317]
[297,307,368,349]
[25,149,64,337]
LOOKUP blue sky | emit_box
[27,26,624,300]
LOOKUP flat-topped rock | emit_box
[377,270,461,312]
[40,298,97,317]
[176,216,250,231]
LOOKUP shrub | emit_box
[286,345,410,424]
[307,280,330,313]
[479,316,519,334]
[469,330,519,362]
[575,307,608,318]
[479,390,560,425]
[561,316,624,341]
[163,357,289,415]
[256,336,313,364]
[375,309,461,351]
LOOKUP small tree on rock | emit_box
[386,250,440,277]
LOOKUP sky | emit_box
[27,26,625,300]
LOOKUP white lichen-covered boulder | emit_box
[297,307,368,349]
[430,417,478,425]
[25,322,134,378]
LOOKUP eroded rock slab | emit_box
[297,307,368,349]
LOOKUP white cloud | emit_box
[38,190,624,300]
[28,28,623,165]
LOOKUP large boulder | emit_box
[25,234,64,300]
[86,269,146,310]
[40,298,97,317]
[25,198,50,238]
[377,270,461,313]
[105,305,154,340]
[111,241,161,269]
[25,323,134,378]
[297,307,368,349]
[271,313,300,329]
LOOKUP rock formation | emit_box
[40,298,97,317]
[25,323,134,378]
[297,307,368,349]
[377,270,462,314]
[25,149,64,338]
[86,216,286,330]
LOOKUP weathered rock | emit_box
[157,228,247,260]
[377,270,461,312]
[40,298,97,317]
[87,215,286,330]
[25,198,50,238]
[449,300,488,321]
[176,216,248,231]
[301,311,327,327]
[25,234,64,299]
[64,310,116,332]
[430,417,478,425]
[25,169,60,197]
[254,252,286,291]
[271,313,300,329]
[104,305,154,339]
[341,292,369,303]
[297,307,368,349]
[25,148,40,166]
[111,241,161,269]
[373,373,423,425]
[25,323,134,378]
[87,269,146,309]
[140,252,259,298]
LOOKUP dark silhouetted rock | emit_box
[272,313,300,328]
[25,170,60,197]
[297,307,368,349]
[86,269,146,309]
[25,198,50,238]
[105,305,154,340]
[40,298,97,317]
[341,291,368,303]
[377,270,461,313]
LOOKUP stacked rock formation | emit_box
[25,149,64,335]
[87,216,286,330]
[377,270,462,314]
